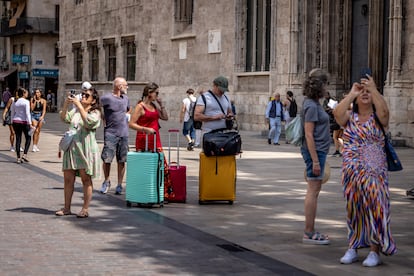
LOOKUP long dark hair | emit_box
[138,82,159,104]
[16,87,28,99]
[141,82,159,100]
[89,87,102,113]
[303,68,329,100]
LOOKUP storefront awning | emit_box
[0,69,17,81]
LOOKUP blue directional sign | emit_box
[32,68,59,78]
[18,71,29,79]
[12,54,30,64]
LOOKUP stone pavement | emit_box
[0,111,413,276]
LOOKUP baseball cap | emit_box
[81,81,92,90]
[213,76,229,93]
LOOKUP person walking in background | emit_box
[283,91,297,144]
[230,100,238,130]
[265,92,284,145]
[323,91,342,156]
[2,87,12,107]
[55,86,102,218]
[99,77,130,195]
[2,93,16,152]
[334,73,396,267]
[193,86,206,147]
[322,91,342,157]
[301,68,331,245]
[179,88,196,151]
[30,89,47,152]
[46,90,53,112]
[10,88,34,163]
[284,91,297,124]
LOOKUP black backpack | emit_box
[288,99,297,118]
[188,98,196,118]
[192,94,206,129]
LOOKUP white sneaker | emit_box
[340,249,358,264]
[362,251,382,267]
[99,181,111,194]
[10,146,15,152]
[32,145,39,152]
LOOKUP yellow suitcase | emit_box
[199,152,236,204]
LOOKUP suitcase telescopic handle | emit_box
[168,129,180,166]
[144,131,157,152]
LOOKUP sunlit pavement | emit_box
[0,111,412,275]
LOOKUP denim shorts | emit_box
[182,119,195,138]
[301,148,327,181]
[101,132,129,163]
[31,112,42,122]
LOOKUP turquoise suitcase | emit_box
[126,134,164,207]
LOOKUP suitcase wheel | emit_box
[228,201,233,205]
[126,201,132,207]
[198,200,205,205]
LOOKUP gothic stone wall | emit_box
[384,1,414,147]
[58,0,239,124]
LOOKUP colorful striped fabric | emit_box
[341,112,396,255]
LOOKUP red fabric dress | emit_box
[134,103,172,199]
[135,104,162,151]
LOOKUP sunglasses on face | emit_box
[82,92,92,99]
[150,90,159,96]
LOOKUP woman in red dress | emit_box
[129,82,168,150]
[129,82,171,199]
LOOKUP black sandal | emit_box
[302,231,330,245]
[21,155,29,162]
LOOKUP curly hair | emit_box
[303,68,329,100]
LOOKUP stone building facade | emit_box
[58,0,414,146]
[0,0,59,96]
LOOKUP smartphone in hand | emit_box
[360,67,372,80]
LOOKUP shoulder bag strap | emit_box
[208,90,227,115]
[373,112,387,140]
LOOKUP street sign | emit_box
[32,68,59,78]
[12,54,30,64]
[18,71,29,79]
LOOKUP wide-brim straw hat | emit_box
[304,162,331,184]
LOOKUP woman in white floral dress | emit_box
[56,86,102,218]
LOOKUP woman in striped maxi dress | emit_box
[334,74,396,267]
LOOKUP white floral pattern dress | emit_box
[62,109,101,179]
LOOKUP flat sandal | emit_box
[76,209,89,218]
[55,208,72,216]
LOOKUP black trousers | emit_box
[12,123,31,158]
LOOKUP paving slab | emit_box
[0,111,413,275]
